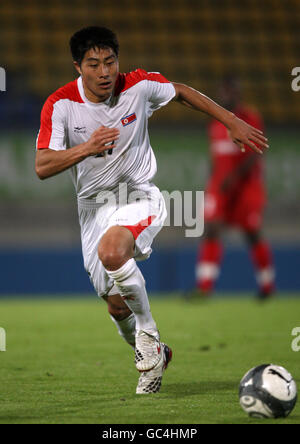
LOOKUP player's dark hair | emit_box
[70,26,119,65]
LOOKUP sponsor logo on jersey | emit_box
[74,126,86,134]
[121,113,137,127]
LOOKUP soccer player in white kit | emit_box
[35,27,268,394]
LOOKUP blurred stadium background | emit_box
[0,0,299,296]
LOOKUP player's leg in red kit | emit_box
[195,221,224,295]
[244,230,275,299]
[187,185,225,299]
[237,180,275,299]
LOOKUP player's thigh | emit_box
[107,185,167,261]
[232,182,266,231]
[204,189,226,224]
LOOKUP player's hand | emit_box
[228,116,269,154]
[85,126,120,156]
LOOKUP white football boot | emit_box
[135,330,163,372]
[136,343,173,394]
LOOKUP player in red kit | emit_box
[194,76,275,299]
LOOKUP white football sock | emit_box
[105,258,158,335]
[110,313,136,348]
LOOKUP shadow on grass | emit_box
[163,380,237,398]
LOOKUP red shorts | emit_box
[204,178,266,231]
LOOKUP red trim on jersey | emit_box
[122,215,157,240]
[114,69,170,96]
[37,79,84,149]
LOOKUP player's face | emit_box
[74,47,119,103]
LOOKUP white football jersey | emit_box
[36,69,176,201]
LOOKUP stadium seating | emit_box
[0,0,299,123]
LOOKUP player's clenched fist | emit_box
[85,126,120,156]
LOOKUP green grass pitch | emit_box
[0,294,299,424]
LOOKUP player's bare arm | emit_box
[172,82,268,154]
[35,126,119,180]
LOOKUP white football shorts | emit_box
[77,183,167,298]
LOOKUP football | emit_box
[239,364,297,419]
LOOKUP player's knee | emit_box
[98,245,128,271]
[98,227,134,271]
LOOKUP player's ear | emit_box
[73,61,82,76]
